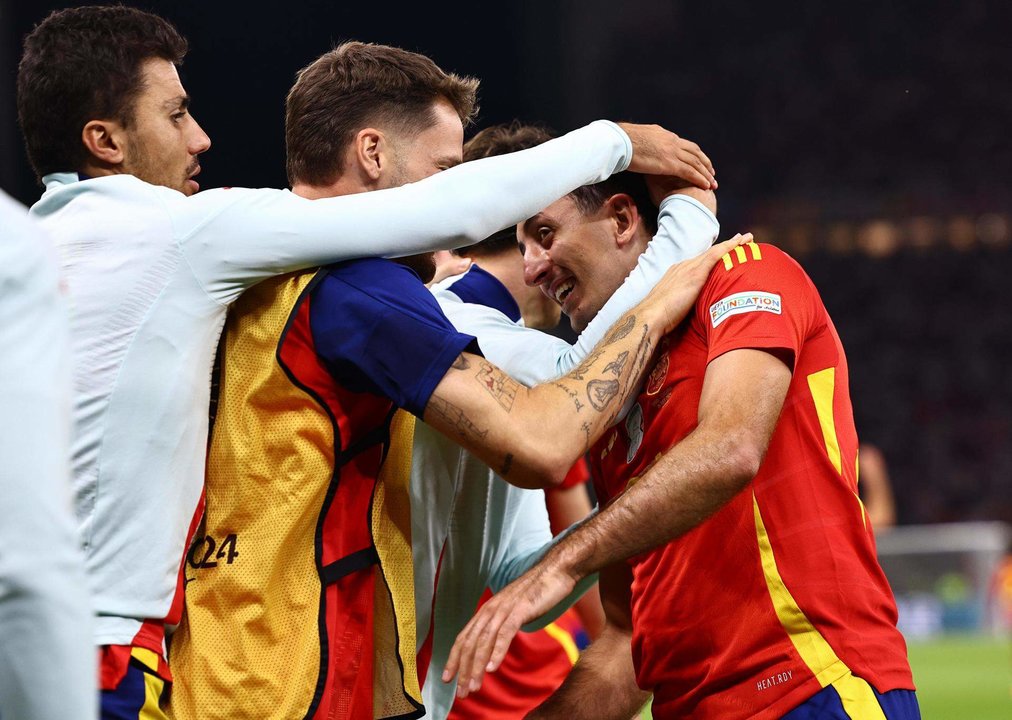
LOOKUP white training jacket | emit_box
[413,194,719,717]
[0,192,96,720]
[28,120,633,652]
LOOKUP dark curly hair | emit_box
[17,5,188,180]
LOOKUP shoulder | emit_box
[0,193,55,284]
[700,243,812,301]
[711,242,803,281]
[314,258,451,327]
[320,257,426,296]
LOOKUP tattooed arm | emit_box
[422,236,746,489]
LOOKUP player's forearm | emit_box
[526,626,648,720]
[515,304,665,486]
[548,352,789,579]
[427,305,661,489]
[187,121,630,296]
[549,422,759,581]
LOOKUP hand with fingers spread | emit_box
[616,123,717,190]
[442,547,578,699]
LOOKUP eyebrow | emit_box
[161,95,191,111]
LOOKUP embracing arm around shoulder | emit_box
[422,314,655,490]
[421,236,748,489]
[558,347,792,573]
[183,122,716,303]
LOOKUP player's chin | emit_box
[567,308,590,333]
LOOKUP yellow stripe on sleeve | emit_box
[748,241,763,260]
[734,245,748,264]
[855,456,867,529]
[722,253,733,271]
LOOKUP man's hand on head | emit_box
[617,123,717,190]
[647,175,718,216]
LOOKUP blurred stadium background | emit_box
[3,1,1010,715]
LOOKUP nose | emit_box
[189,117,212,155]
[522,241,553,288]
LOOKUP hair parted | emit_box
[285,41,479,186]
[17,5,188,180]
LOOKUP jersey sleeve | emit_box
[434,292,574,387]
[172,120,632,305]
[308,259,478,417]
[695,244,817,369]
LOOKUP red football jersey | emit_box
[590,244,913,720]
[447,590,578,720]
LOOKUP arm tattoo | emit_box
[570,349,603,382]
[587,379,620,411]
[552,382,585,412]
[603,351,629,377]
[476,362,519,411]
[603,315,635,345]
[451,354,471,371]
[428,395,489,442]
[500,453,514,477]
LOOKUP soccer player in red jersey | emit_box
[445,177,920,719]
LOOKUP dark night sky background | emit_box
[2,1,1011,525]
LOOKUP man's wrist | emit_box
[547,525,597,584]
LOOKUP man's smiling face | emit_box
[518,195,635,332]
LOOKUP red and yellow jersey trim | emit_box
[752,493,886,719]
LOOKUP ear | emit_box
[607,193,642,249]
[81,119,127,166]
[351,128,386,183]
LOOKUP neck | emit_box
[77,160,121,179]
[465,251,522,297]
[292,176,369,200]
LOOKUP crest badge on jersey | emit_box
[646,352,669,396]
